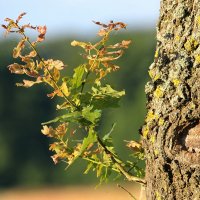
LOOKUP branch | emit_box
[97,136,146,185]
[17,24,78,109]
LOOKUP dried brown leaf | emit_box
[24,69,39,78]
[37,25,47,35]
[51,154,59,164]
[106,50,123,56]
[126,140,142,152]
[8,63,24,74]
[121,40,132,48]
[92,21,108,28]
[16,12,26,23]
[16,77,42,88]
[36,25,47,42]
[13,39,26,58]
[22,23,36,30]
[4,18,12,22]
[47,89,62,99]
[1,25,7,30]
[41,125,55,137]
[116,22,127,29]
[44,59,64,70]
[56,123,68,136]
[98,29,107,36]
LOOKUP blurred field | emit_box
[0,185,141,200]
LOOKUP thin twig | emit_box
[117,184,137,200]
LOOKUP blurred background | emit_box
[0,0,159,199]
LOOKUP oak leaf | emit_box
[16,78,42,88]
[8,63,24,74]
[126,140,142,152]
[44,59,64,70]
[98,29,107,36]
[13,40,26,58]
[36,25,47,42]
[16,12,26,23]
[41,125,55,137]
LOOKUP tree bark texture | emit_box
[143,0,200,199]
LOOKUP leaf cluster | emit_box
[2,14,145,184]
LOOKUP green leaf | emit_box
[92,85,125,109]
[70,64,85,90]
[103,123,116,142]
[80,85,125,109]
[42,111,81,125]
[102,124,119,158]
[100,167,112,184]
[68,127,97,167]
[80,127,97,154]
[93,84,125,98]
[97,164,103,178]
[82,106,101,124]
[84,161,94,174]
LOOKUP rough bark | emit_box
[142,0,200,199]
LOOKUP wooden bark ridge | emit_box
[142,0,200,199]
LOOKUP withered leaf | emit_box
[13,40,26,58]
[97,54,122,62]
[24,69,39,78]
[1,25,7,30]
[56,123,68,136]
[126,140,142,152]
[16,12,26,23]
[8,63,24,74]
[116,22,127,29]
[16,77,42,88]
[106,50,123,56]
[51,154,59,164]
[4,18,12,22]
[53,60,65,70]
[71,40,93,51]
[36,25,47,42]
[22,23,36,30]
[61,82,70,97]
[121,40,132,48]
[27,50,37,58]
[98,29,107,37]
[92,21,108,28]
[108,40,132,49]
[37,25,47,34]
[47,89,62,99]
[52,68,60,82]
[44,59,64,70]
[41,125,55,137]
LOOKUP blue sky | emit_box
[0,0,160,37]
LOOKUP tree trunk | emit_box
[142,0,200,199]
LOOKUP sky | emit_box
[0,0,160,37]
